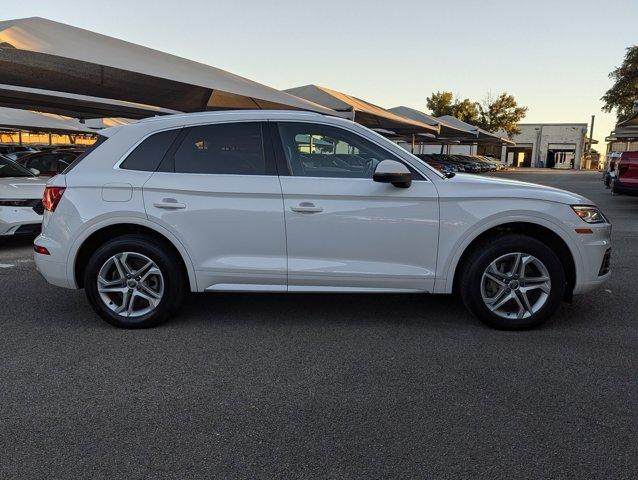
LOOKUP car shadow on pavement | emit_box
[174,291,481,331]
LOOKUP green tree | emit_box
[426,90,527,137]
[602,46,638,122]
[425,91,456,117]
[425,91,480,123]
[453,98,481,125]
[477,92,528,137]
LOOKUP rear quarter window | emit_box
[62,136,108,174]
[120,129,181,172]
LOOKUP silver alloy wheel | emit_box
[97,252,164,318]
[480,252,551,320]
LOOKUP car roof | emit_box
[98,110,348,137]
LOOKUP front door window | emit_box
[276,122,423,180]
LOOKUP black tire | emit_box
[459,234,566,330]
[84,234,186,328]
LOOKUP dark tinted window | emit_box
[24,153,58,173]
[276,122,423,179]
[173,122,265,175]
[0,156,33,177]
[24,152,81,173]
[121,129,180,172]
[55,153,80,172]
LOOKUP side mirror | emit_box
[29,168,41,176]
[373,160,412,188]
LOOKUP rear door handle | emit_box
[291,202,323,213]
[153,199,186,209]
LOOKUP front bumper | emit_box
[572,223,612,294]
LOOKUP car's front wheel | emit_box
[460,234,566,330]
[84,234,186,328]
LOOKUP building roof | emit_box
[0,17,336,116]
[284,85,438,135]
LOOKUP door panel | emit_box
[272,121,440,292]
[144,173,286,291]
[280,176,439,292]
[142,121,286,292]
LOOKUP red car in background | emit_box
[611,151,638,196]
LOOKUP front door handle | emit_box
[153,198,186,209]
[291,202,323,213]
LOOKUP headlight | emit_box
[571,205,606,224]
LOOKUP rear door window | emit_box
[172,122,267,175]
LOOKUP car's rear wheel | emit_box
[460,234,565,330]
[84,234,186,328]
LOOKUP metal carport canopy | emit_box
[388,106,474,139]
[0,83,181,120]
[0,106,95,134]
[0,17,336,116]
[617,113,638,127]
[606,125,638,141]
[437,115,514,145]
[284,85,439,135]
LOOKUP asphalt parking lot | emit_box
[0,170,636,479]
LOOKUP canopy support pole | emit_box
[411,134,415,153]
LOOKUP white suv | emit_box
[34,111,611,329]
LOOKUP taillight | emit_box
[42,186,65,212]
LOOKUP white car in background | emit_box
[0,155,47,237]
[34,111,611,330]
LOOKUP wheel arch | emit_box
[69,219,197,291]
[449,221,577,301]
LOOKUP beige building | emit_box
[501,123,588,169]
[501,123,590,169]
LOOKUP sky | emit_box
[2,0,637,145]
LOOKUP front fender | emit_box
[434,205,583,294]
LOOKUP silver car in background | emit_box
[0,155,47,237]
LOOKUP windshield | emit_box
[0,156,34,178]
